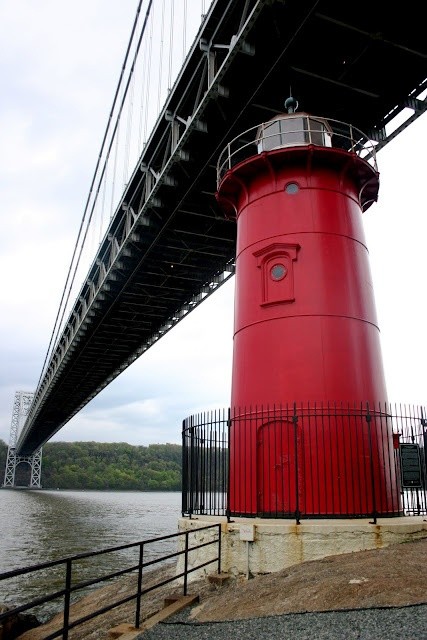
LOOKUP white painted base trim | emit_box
[177,515,427,580]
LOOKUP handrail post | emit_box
[135,542,144,628]
[62,559,72,640]
[183,531,189,596]
[217,523,222,575]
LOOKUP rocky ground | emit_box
[17,538,427,639]
[190,537,427,623]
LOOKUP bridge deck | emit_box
[18,0,427,453]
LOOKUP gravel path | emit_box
[137,604,427,640]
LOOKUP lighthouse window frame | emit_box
[256,115,333,153]
[258,116,306,151]
[307,117,333,147]
[285,182,299,194]
[270,264,288,281]
[254,242,300,307]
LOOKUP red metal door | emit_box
[257,419,304,515]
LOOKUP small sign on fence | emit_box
[400,444,423,488]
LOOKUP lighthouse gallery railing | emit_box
[216,115,378,184]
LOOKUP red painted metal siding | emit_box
[217,144,399,516]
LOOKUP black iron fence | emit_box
[182,404,427,522]
[0,525,221,640]
[182,408,229,517]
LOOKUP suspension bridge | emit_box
[8,0,427,459]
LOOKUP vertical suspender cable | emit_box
[183,0,187,61]
[123,70,135,187]
[157,0,166,114]
[142,9,154,147]
[110,119,121,218]
[100,164,108,244]
[168,0,174,90]
[137,22,148,152]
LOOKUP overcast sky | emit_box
[0,1,426,448]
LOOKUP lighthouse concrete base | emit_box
[177,515,427,581]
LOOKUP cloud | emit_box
[363,115,427,406]
[0,0,425,451]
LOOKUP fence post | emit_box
[62,559,72,640]
[189,421,195,518]
[365,405,377,524]
[200,419,206,513]
[226,408,231,522]
[135,542,144,628]
[217,523,222,575]
[181,420,187,516]
[293,403,301,524]
[183,531,189,596]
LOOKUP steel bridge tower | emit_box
[3,391,42,488]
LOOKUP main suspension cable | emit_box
[50,0,155,369]
[35,0,149,393]
[36,0,210,397]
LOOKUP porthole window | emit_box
[270,263,287,281]
[285,182,299,194]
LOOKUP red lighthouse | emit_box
[216,98,399,517]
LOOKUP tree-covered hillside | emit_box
[0,440,182,490]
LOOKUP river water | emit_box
[0,489,182,620]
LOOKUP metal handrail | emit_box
[0,524,221,639]
[216,115,378,185]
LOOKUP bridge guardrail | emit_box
[0,524,221,639]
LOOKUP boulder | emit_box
[0,603,40,640]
